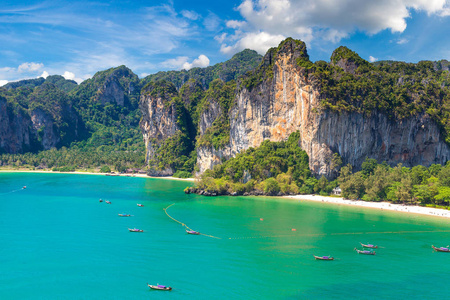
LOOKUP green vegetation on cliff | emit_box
[141,49,262,90]
[313,47,450,142]
[192,132,334,195]
[197,79,236,149]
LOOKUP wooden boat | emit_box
[313,255,334,260]
[355,248,376,255]
[186,230,200,235]
[360,242,378,249]
[137,203,144,207]
[118,214,131,217]
[128,228,143,232]
[105,200,111,204]
[432,245,450,252]
[147,283,172,291]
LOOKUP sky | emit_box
[1,0,450,86]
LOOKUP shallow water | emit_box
[0,173,449,299]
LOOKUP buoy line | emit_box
[163,203,221,239]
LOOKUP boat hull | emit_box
[314,255,334,260]
[148,284,172,291]
[432,245,450,252]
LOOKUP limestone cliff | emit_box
[196,39,450,177]
[0,82,83,154]
[0,97,36,153]
[139,81,180,175]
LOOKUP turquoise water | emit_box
[1,173,450,299]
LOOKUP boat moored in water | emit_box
[355,248,376,255]
[360,243,378,249]
[314,255,334,260]
[118,214,131,217]
[128,228,143,232]
[99,199,103,202]
[186,230,200,235]
[147,283,172,291]
[137,203,144,207]
[432,245,450,252]
[105,200,111,204]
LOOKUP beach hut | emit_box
[332,187,342,196]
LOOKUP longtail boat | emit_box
[137,203,144,207]
[148,283,172,291]
[118,214,131,217]
[128,228,143,232]
[105,200,111,204]
[432,245,450,252]
[186,230,200,235]
[360,242,378,249]
[313,255,334,260]
[355,248,376,255]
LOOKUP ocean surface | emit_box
[1,172,449,299]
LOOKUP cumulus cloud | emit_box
[0,62,46,82]
[369,56,378,62]
[221,31,286,55]
[39,71,49,78]
[220,0,450,55]
[63,71,75,80]
[182,55,210,70]
[18,62,43,72]
[160,56,190,69]
[0,80,8,86]
[160,54,210,70]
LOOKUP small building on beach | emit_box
[332,187,342,196]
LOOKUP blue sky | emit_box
[1,0,450,85]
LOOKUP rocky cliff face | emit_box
[196,39,450,177]
[0,97,35,153]
[139,82,180,174]
[0,82,83,154]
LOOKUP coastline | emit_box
[284,194,450,219]
[0,169,195,181]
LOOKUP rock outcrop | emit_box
[139,81,180,175]
[196,38,450,177]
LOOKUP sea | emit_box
[0,172,449,299]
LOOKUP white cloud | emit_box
[0,80,8,86]
[220,0,450,55]
[221,31,286,55]
[182,55,210,70]
[181,10,199,20]
[18,62,43,72]
[39,71,49,78]
[160,55,210,70]
[397,38,409,44]
[203,12,221,31]
[63,71,75,80]
[369,56,378,62]
[160,56,190,69]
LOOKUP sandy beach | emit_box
[0,169,195,181]
[284,194,450,219]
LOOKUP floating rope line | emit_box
[163,203,221,239]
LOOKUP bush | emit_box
[100,165,111,173]
[173,170,192,178]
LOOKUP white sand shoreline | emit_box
[0,170,195,181]
[284,194,450,219]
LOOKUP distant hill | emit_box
[140,49,262,89]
